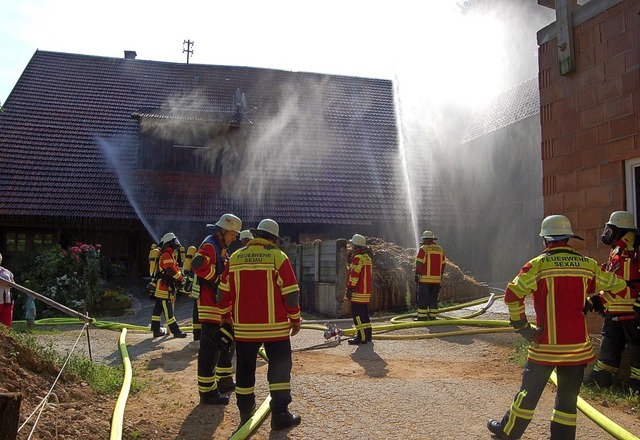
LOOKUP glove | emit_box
[584,293,605,315]
[345,288,353,300]
[414,273,420,283]
[213,323,234,352]
[510,318,543,342]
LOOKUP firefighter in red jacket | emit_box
[487,215,628,440]
[344,234,373,345]
[414,230,445,321]
[150,233,187,338]
[219,218,302,431]
[585,211,640,394]
[191,213,242,405]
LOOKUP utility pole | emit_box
[183,39,194,64]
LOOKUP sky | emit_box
[0,0,555,109]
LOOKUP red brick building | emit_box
[538,0,639,264]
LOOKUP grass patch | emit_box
[11,330,140,395]
[508,338,640,413]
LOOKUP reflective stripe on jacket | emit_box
[192,235,229,323]
[154,247,183,300]
[346,251,373,304]
[415,243,445,284]
[219,238,301,342]
[599,231,640,314]
[504,243,627,366]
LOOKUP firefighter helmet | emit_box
[421,231,437,240]
[239,230,253,241]
[539,215,584,241]
[251,218,281,239]
[209,213,242,233]
[606,211,636,230]
[160,232,180,248]
[350,234,368,247]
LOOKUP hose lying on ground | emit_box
[21,292,639,440]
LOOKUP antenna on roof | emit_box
[183,40,194,64]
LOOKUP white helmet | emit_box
[239,230,253,241]
[351,234,368,247]
[252,218,281,239]
[607,211,636,230]
[160,232,179,248]
[210,213,242,233]
[421,231,437,240]
[539,215,584,241]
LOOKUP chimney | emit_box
[124,50,137,60]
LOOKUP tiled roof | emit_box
[461,76,539,143]
[0,50,410,226]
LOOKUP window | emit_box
[625,157,640,222]
[33,233,54,248]
[5,232,26,252]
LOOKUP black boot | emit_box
[217,377,236,394]
[152,327,166,338]
[487,420,509,439]
[173,331,188,338]
[239,406,256,425]
[347,338,366,345]
[200,391,230,405]
[271,411,301,430]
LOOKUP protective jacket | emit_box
[346,250,373,304]
[505,243,627,366]
[598,231,640,314]
[154,246,183,300]
[415,243,445,284]
[219,238,301,342]
[192,235,229,324]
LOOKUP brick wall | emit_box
[539,0,640,263]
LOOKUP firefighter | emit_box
[487,215,628,440]
[192,213,242,405]
[150,233,188,338]
[344,234,373,345]
[219,218,302,430]
[584,211,640,394]
[414,230,445,321]
[228,229,253,255]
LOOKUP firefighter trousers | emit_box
[151,298,181,335]
[416,283,440,319]
[350,302,372,342]
[192,299,201,341]
[499,361,585,440]
[235,339,293,415]
[589,315,640,392]
[197,322,235,397]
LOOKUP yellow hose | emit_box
[548,371,639,440]
[109,328,132,440]
[229,346,271,440]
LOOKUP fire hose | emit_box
[14,291,639,440]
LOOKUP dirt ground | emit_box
[3,290,640,440]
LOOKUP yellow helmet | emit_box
[350,234,368,247]
[421,231,437,240]
[607,211,636,230]
[539,215,583,241]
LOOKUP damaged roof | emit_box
[0,50,409,226]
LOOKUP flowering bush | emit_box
[20,242,104,313]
